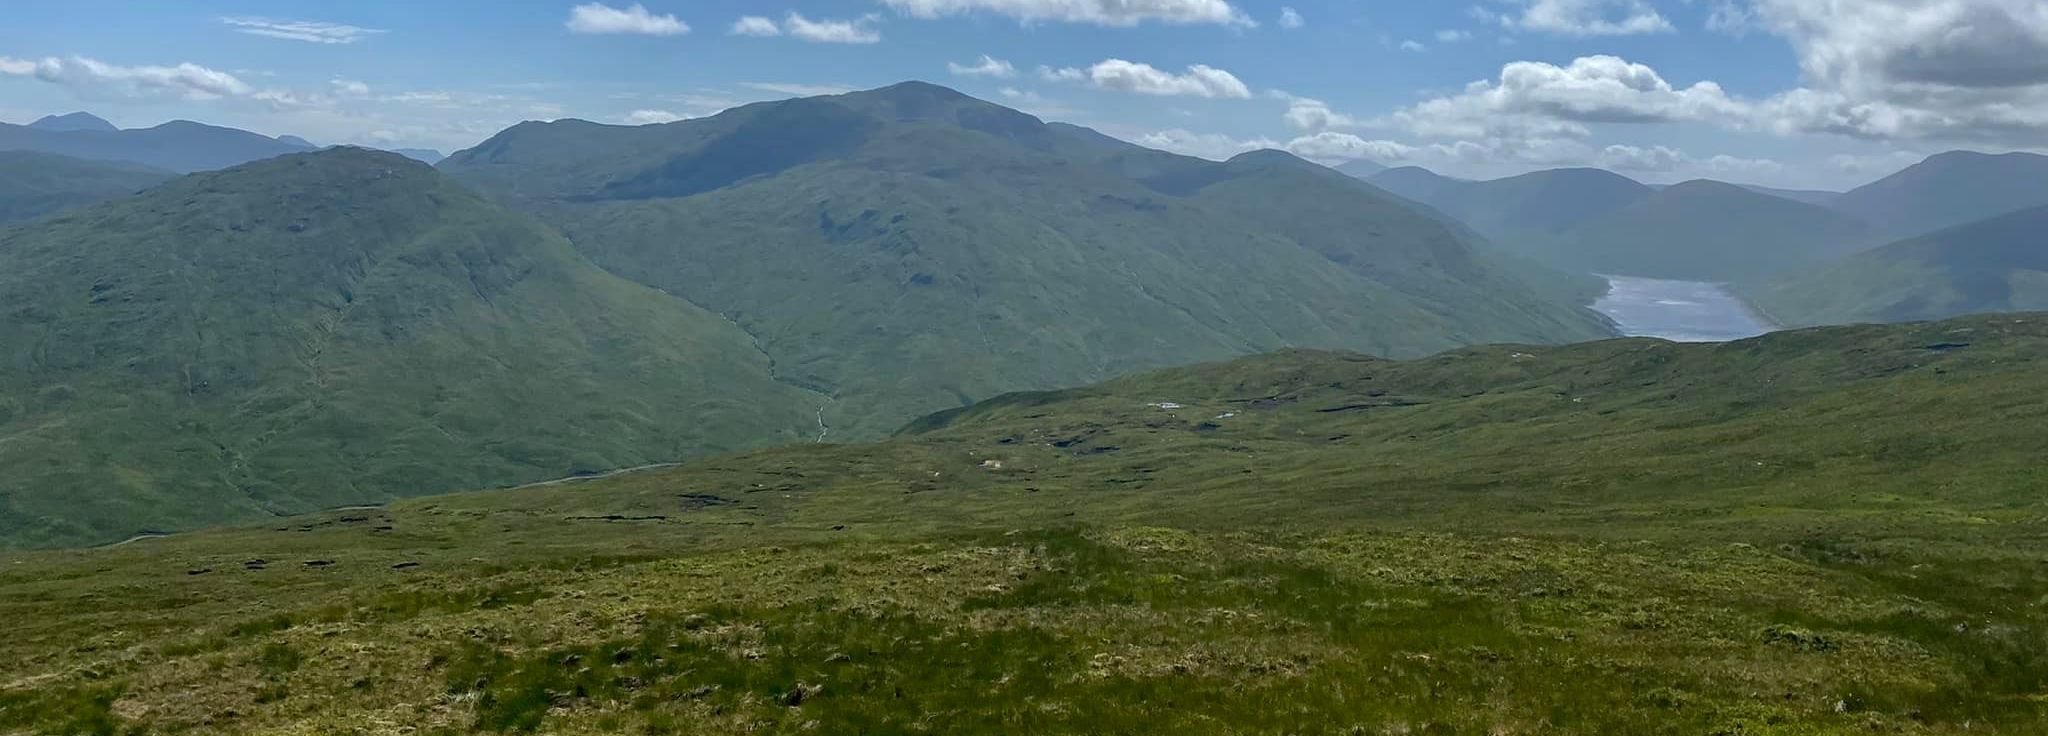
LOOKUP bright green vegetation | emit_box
[0,151,174,224]
[0,119,313,173]
[2,314,2044,734]
[1532,180,1877,283]
[0,148,817,548]
[1752,205,2048,326]
[441,82,1614,439]
[1829,151,2048,239]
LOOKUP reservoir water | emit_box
[1592,275,1777,343]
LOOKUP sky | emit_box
[3,0,2046,190]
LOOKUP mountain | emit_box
[276,135,316,148]
[1425,168,1656,242]
[0,119,314,172]
[440,82,1614,438]
[1332,159,1385,178]
[1830,150,2048,238]
[7,313,2045,734]
[1527,179,1877,283]
[0,151,174,224]
[1363,165,1463,203]
[389,147,446,164]
[1751,204,2048,326]
[1739,183,1841,207]
[27,112,117,133]
[0,148,817,548]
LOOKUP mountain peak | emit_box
[28,112,117,133]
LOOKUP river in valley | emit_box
[1591,275,1778,343]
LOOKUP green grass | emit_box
[2,313,2046,733]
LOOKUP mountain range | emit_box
[440,81,1612,438]
[1752,204,2048,325]
[0,150,174,224]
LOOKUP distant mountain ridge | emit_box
[1533,179,1877,283]
[442,81,1614,437]
[1829,151,2048,238]
[1754,204,2048,326]
[0,118,315,172]
[28,112,117,133]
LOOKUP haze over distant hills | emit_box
[0,150,174,224]
[1754,204,2048,326]
[442,81,1613,437]
[1535,180,1875,284]
[0,148,817,547]
[1828,151,2048,239]
[27,112,118,133]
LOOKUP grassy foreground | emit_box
[3,314,2047,734]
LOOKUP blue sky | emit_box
[4,1,2045,189]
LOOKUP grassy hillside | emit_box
[1,314,2044,733]
[1830,151,2048,238]
[1752,204,2048,326]
[0,148,817,548]
[442,82,1612,439]
[1532,179,1877,283]
[0,150,174,224]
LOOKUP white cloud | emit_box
[1284,132,1417,162]
[220,16,386,44]
[1038,65,1086,82]
[784,12,883,43]
[332,79,371,96]
[1279,7,1304,29]
[1483,0,1673,36]
[1132,128,1277,160]
[730,16,782,36]
[1387,56,1748,140]
[1,55,259,101]
[1436,29,1473,42]
[1061,59,1252,98]
[1274,92,1360,131]
[740,81,856,97]
[566,3,690,36]
[625,109,686,124]
[1399,40,1427,52]
[880,0,1254,27]
[949,55,1016,78]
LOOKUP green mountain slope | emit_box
[1531,179,1878,282]
[5,314,2045,734]
[0,118,313,172]
[1752,204,2048,326]
[441,82,1612,438]
[1830,151,2048,238]
[0,150,174,224]
[0,148,816,548]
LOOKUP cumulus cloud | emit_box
[1387,55,1749,139]
[624,109,686,124]
[220,16,386,44]
[566,3,690,36]
[1479,0,1673,36]
[948,55,1016,78]
[730,16,782,36]
[1279,7,1304,29]
[784,13,883,43]
[1399,40,1427,52]
[331,78,371,96]
[1054,59,1252,98]
[880,0,1254,27]
[1274,92,1360,131]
